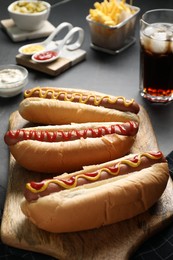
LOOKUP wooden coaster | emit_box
[16,47,87,76]
[0,19,55,42]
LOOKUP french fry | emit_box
[89,0,135,26]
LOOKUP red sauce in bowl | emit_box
[34,51,58,61]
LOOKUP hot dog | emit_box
[4,121,138,174]
[21,151,169,233]
[19,87,140,125]
[24,87,140,113]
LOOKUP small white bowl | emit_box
[19,43,46,56]
[8,1,51,31]
[0,65,28,98]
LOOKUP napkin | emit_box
[166,151,173,178]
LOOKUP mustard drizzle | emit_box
[24,87,135,107]
[26,152,163,193]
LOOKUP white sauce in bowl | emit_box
[0,65,28,97]
[0,69,24,87]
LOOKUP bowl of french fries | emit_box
[8,0,51,31]
[86,0,140,53]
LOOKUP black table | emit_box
[0,0,173,259]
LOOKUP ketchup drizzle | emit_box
[5,121,138,145]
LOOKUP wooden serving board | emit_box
[1,106,173,260]
[16,47,86,76]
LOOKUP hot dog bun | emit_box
[21,151,169,233]
[18,87,140,125]
[6,122,138,173]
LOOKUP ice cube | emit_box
[143,26,155,37]
[140,33,150,49]
[150,38,169,53]
[169,25,173,33]
[152,31,167,41]
[171,39,173,53]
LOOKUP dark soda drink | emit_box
[140,22,173,102]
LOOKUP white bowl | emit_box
[0,65,28,97]
[8,1,51,31]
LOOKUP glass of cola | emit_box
[140,9,173,103]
